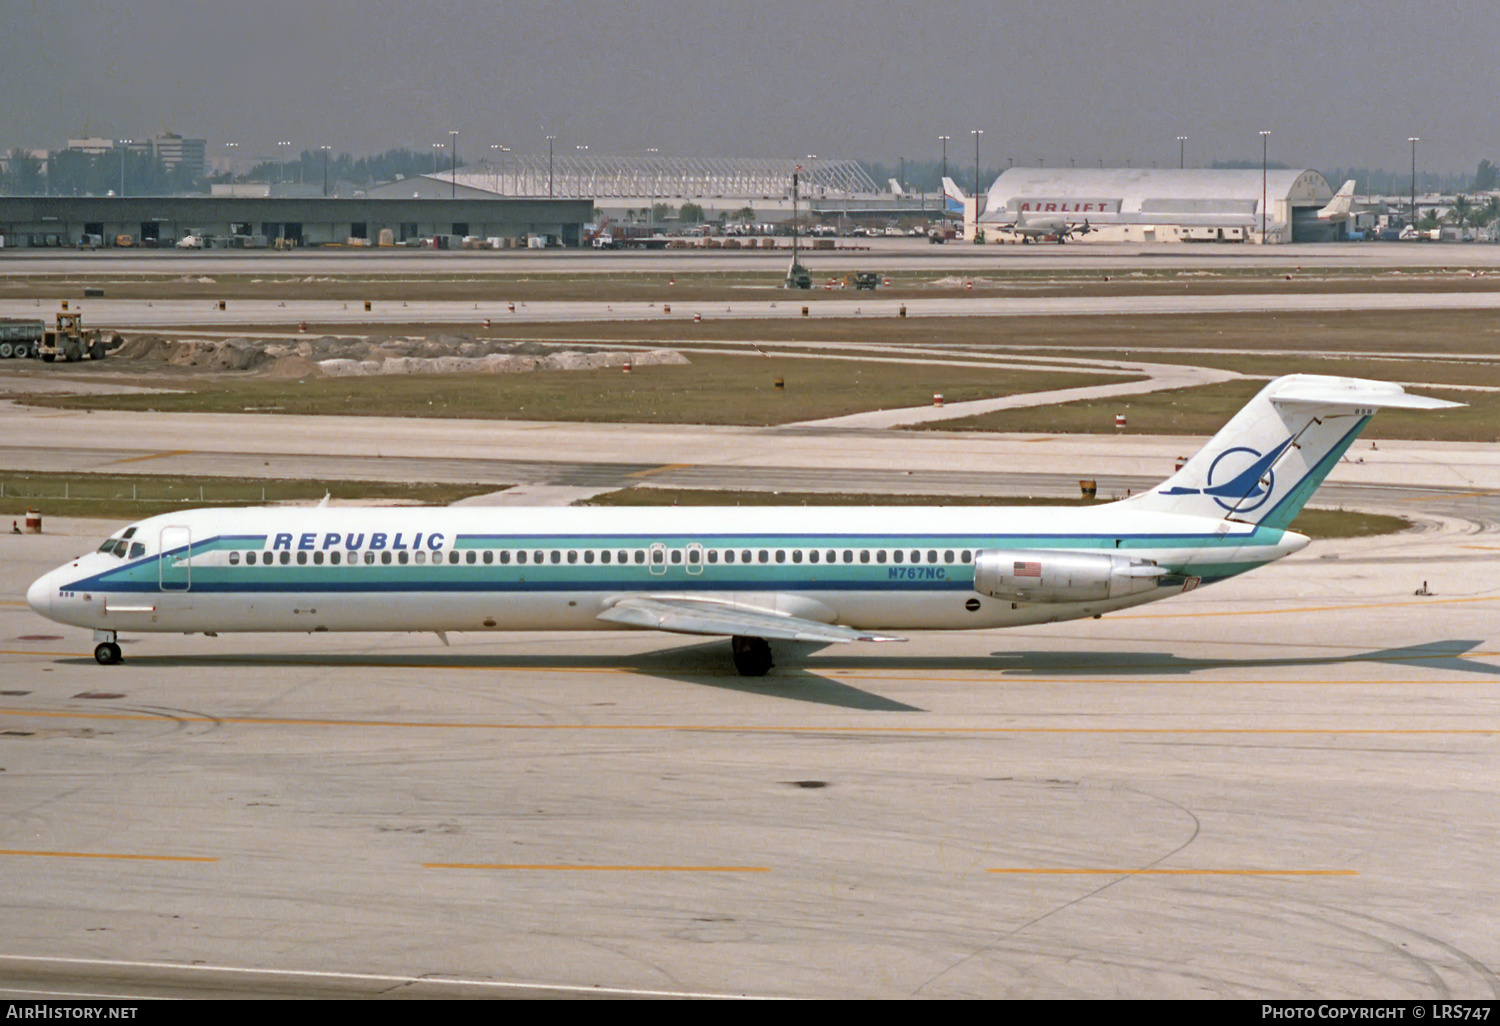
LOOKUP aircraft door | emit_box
[159,526,192,591]
[685,543,704,575]
[648,542,668,576]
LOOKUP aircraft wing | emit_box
[597,596,905,644]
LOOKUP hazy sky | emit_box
[3,0,1494,174]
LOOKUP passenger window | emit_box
[483,551,493,564]
[927,550,938,563]
[706,550,717,564]
[742,550,753,563]
[620,550,630,563]
[945,550,955,563]
[550,551,561,564]
[465,551,476,564]
[775,550,786,563]
[687,549,700,564]
[827,549,837,563]
[446,551,457,564]
[414,551,426,565]
[844,550,854,563]
[876,550,887,564]
[397,551,409,565]
[381,552,392,565]
[860,550,870,563]
[535,551,544,564]
[365,552,376,565]
[500,550,510,564]
[670,550,682,564]
[332,551,342,565]
[651,549,664,564]
[792,550,802,563]
[516,551,527,564]
[634,551,645,564]
[601,550,611,564]
[808,550,818,563]
[724,550,735,564]
[893,550,903,563]
[962,550,973,563]
[313,551,324,565]
[280,551,291,565]
[229,551,240,565]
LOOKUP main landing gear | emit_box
[731,635,773,677]
[94,629,122,665]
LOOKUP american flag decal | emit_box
[1014,561,1042,578]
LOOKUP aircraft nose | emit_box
[26,572,53,619]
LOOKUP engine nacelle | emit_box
[972,549,1165,604]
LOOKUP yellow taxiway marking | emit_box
[0,848,216,863]
[426,863,768,872]
[107,448,195,465]
[986,868,1356,876]
[624,462,695,479]
[1,708,1495,735]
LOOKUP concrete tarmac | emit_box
[1,509,1498,999]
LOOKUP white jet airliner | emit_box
[27,375,1457,676]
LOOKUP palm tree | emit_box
[1447,194,1475,229]
[1418,208,1442,231]
[1477,195,1500,229]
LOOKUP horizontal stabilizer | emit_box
[1270,378,1463,410]
[598,596,904,644]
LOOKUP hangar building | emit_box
[978,167,1342,243]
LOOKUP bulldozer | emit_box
[39,312,122,363]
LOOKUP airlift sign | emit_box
[1011,198,1121,215]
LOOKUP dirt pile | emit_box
[107,333,689,378]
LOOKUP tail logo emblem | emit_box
[1159,440,1292,512]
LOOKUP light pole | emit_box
[971,129,983,239]
[1259,130,1271,241]
[546,136,556,197]
[449,130,458,199]
[1177,135,1187,169]
[223,142,237,189]
[938,135,950,217]
[277,140,292,189]
[320,145,331,197]
[431,142,443,177]
[118,139,133,197]
[1409,136,1420,229]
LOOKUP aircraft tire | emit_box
[94,642,122,665]
[731,635,773,677]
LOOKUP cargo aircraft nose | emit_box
[27,571,53,619]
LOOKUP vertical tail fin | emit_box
[1121,375,1461,529]
[942,177,966,215]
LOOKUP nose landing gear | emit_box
[93,629,122,665]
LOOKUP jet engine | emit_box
[972,549,1165,603]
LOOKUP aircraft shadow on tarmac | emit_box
[59,639,1496,713]
[73,639,922,713]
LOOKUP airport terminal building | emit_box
[979,167,1342,243]
[0,195,594,248]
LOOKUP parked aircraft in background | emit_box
[992,209,1097,243]
[27,376,1458,676]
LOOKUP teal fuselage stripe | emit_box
[70,528,1286,596]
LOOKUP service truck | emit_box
[0,319,44,359]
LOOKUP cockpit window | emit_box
[111,539,129,557]
[97,539,118,553]
[128,542,145,559]
[121,527,137,540]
